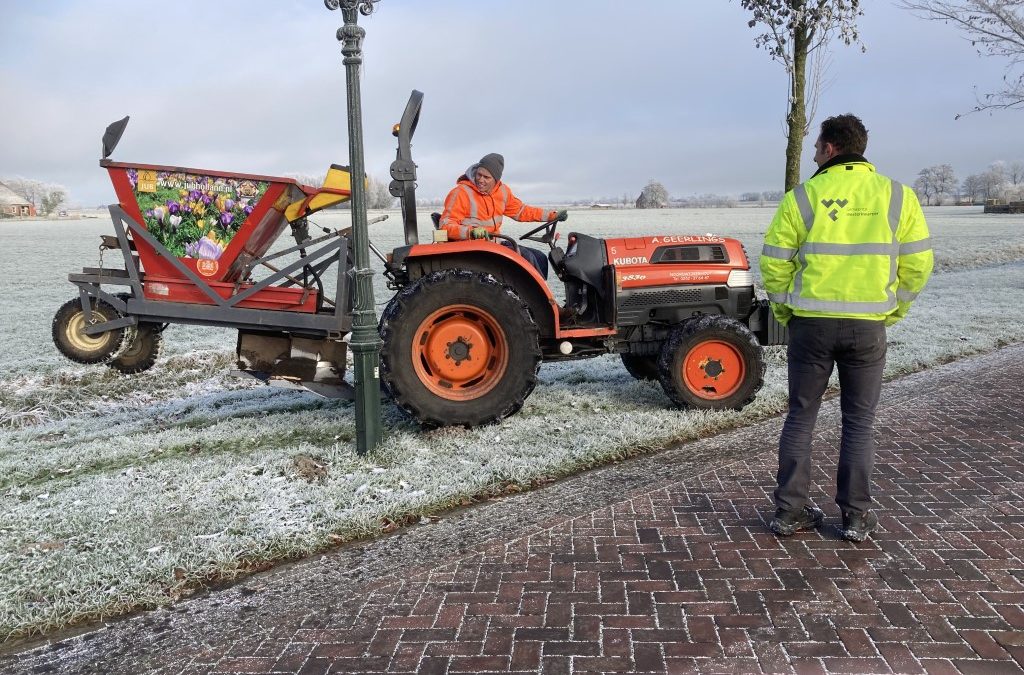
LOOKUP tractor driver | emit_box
[439,152,567,279]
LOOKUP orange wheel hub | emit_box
[681,339,745,400]
[412,304,509,401]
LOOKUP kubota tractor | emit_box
[377,91,786,427]
[52,90,786,429]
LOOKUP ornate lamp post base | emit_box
[326,0,383,454]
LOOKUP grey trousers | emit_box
[774,316,887,516]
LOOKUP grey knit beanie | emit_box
[475,153,504,182]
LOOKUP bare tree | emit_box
[366,175,395,210]
[985,160,1008,198]
[900,1,1024,116]
[41,189,67,216]
[914,167,939,205]
[739,0,865,192]
[934,164,959,203]
[636,180,669,209]
[962,173,985,202]
[1009,160,1024,184]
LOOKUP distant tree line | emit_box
[913,160,1024,205]
[2,176,68,216]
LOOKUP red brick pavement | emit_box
[4,345,1024,674]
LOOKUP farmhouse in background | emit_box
[0,181,35,217]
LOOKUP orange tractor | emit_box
[378,92,785,426]
[53,91,785,428]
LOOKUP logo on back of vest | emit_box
[821,197,849,221]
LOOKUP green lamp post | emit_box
[325,0,383,454]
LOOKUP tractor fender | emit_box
[402,244,558,337]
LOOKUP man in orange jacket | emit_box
[440,153,567,278]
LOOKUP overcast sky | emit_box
[1,0,1021,206]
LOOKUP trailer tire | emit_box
[379,269,541,427]
[107,322,164,374]
[52,297,134,365]
[620,353,659,381]
[658,314,764,411]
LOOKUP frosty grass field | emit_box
[1,205,1022,642]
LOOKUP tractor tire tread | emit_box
[379,269,541,428]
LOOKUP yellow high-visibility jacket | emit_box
[761,160,933,327]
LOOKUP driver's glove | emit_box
[555,209,569,222]
[469,227,491,240]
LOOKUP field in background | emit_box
[1,206,1022,642]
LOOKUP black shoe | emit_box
[840,510,879,543]
[769,506,824,536]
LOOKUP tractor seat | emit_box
[430,212,442,229]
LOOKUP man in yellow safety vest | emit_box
[761,114,933,543]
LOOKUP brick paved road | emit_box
[4,344,1024,674]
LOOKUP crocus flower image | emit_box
[167,200,180,215]
[184,235,224,260]
[220,212,233,226]
[153,206,166,224]
[168,214,182,231]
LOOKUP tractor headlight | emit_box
[726,269,753,288]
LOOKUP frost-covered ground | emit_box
[1,206,1022,642]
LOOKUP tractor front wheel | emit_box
[379,269,541,427]
[658,314,764,411]
[52,297,134,365]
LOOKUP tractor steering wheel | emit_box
[520,219,558,247]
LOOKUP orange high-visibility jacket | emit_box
[440,177,557,241]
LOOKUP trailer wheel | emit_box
[379,269,541,427]
[658,314,764,411]
[52,297,134,365]
[107,323,164,374]
[620,353,659,381]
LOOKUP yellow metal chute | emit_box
[285,164,362,222]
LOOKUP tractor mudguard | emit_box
[399,241,560,335]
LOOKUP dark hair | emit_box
[819,114,868,155]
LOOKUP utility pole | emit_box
[325,0,383,454]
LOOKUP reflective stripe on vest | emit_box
[781,178,905,314]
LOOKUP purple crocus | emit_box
[185,237,224,260]
[243,205,253,216]
[166,200,180,215]
[219,212,233,226]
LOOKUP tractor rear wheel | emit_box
[658,314,764,411]
[621,353,659,381]
[107,322,164,374]
[52,297,134,365]
[379,269,541,427]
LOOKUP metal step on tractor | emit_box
[53,90,787,429]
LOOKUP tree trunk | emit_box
[784,19,810,193]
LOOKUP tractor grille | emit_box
[652,244,728,264]
[620,288,703,308]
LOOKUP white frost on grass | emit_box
[1,209,1022,641]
